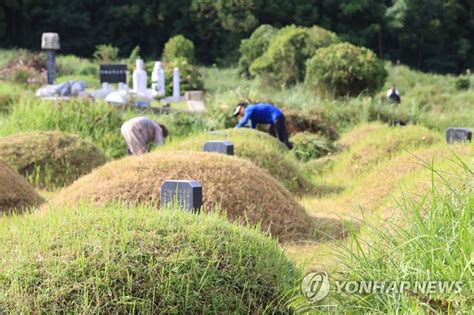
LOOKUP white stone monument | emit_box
[133,59,147,95]
[151,61,165,97]
[172,67,180,99]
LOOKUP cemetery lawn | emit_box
[0,48,473,312]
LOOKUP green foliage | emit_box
[56,55,98,77]
[127,45,141,68]
[0,204,300,312]
[290,132,335,162]
[162,35,195,63]
[250,25,339,88]
[164,58,204,94]
[250,25,309,87]
[455,77,470,90]
[238,24,277,78]
[93,44,119,63]
[305,43,387,96]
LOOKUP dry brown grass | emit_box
[0,131,107,189]
[0,160,43,214]
[44,151,314,241]
[337,122,387,149]
[160,128,314,195]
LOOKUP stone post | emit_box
[41,33,60,84]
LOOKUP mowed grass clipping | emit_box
[0,204,300,313]
[0,131,107,189]
[0,160,43,214]
[160,128,314,195]
[45,151,314,241]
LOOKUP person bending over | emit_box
[233,102,293,149]
[121,116,168,155]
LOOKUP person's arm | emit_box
[235,109,252,128]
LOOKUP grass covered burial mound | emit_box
[0,160,43,213]
[0,131,107,189]
[46,151,313,240]
[161,128,314,195]
[0,205,300,313]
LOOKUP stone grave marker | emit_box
[446,127,472,144]
[160,180,202,213]
[203,141,234,155]
[41,33,60,84]
[100,64,128,84]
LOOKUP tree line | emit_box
[1,0,473,73]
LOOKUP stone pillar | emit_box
[41,33,60,85]
[172,67,180,99]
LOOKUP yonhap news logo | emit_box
[300,271,463,304]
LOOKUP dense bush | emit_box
[162,35,195,63]
[238,24,277,78]
[93,44,119,63]
[164,58,204,94]
[454,77,470,90]
[0,205,300,312]
[249,25,309,87]
[290,132,335,162]
[250,25,339,87]
[305,43,387,96]
[285,110,339,140]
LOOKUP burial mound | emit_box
[0,131,107,189]
[0,160,43,214]
[45,151,314,241]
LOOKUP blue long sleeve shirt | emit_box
[235,103,283,129]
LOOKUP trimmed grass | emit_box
[0,204,300,313]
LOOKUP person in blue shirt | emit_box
[233,102,293,149]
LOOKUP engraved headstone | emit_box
[446,127,472,144]
[100,64,128,83]
[160,180,202,213]
[203,141,234,155]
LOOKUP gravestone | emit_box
[172,67,180,99]
[160,180,202,213]
[100,64,127,84]
[41,33,60,84]
[446,127,472,144]
[203,141,234,155]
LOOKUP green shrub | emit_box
[164,58,204,94]
[93,44,119,63]
[0,204,300,312]
[250,26,308,87]
[305,42,387,96]
[56,55,98,76]
[454,77,470,90]
[250,25,339,88]
[285,109,339,140]
[238,24,277,78]
[162,35,195,63]
[305,25,341,56]
[290,132,335,162]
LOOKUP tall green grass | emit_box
[328,156,473,313]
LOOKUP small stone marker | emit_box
[160,180,202,213]
[203,141,234,155]
[41,33,60,84]
[100,64,128,84]
[446,127,472,144]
